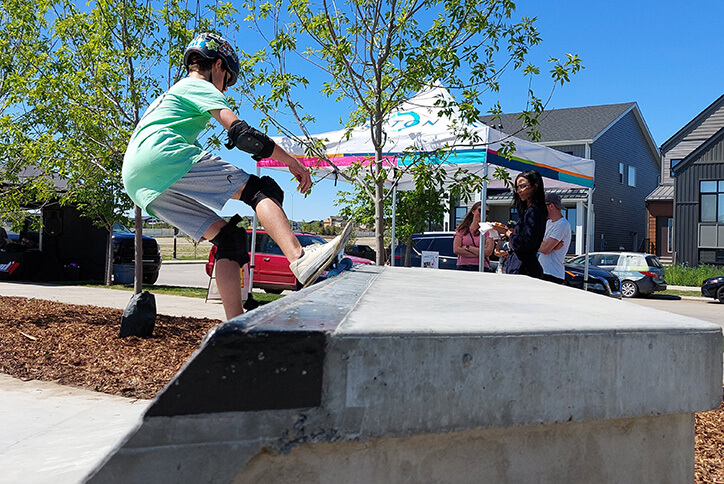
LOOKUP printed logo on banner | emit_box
[0,261,20,274]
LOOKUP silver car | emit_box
[568,252,667,298]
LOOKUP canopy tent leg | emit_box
[390,185,397,266]
[583,187,594,292]
[248,166,261,291]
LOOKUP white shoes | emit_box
[290,235,343,285]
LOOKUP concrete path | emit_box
[0,280,227,320]
[0,375,149,484]
[0,280,226,483]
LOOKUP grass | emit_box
[664,264,723,287]
[50,280,285,304]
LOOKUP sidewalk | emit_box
[0,280,227,320]
[0,281,225,483]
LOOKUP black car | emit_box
[701,276,724,303]
[112,224,162,284]
[346,244,376,262]
[393,232,458,269]
[563,262,622,299]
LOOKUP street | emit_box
[626,294,723,328]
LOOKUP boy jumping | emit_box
[122,32,345,320]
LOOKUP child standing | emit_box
[123,32,344,319]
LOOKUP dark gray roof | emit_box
[645,184,674,202]
[479,103,636,143]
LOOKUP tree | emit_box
[239,0,581,264]
[0,0,239,287]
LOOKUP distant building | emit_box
[323,216,347,228]
[478,102,660,255]
[666,94,724,266]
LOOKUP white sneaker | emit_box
[290,237,341,285]
[290,222,354,287]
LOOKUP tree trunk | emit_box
[105,227,113,285]
[404,236,412,267]
[374,165,385,266]
[134,205,143,295]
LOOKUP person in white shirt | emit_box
[538,193,571,284]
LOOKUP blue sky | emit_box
[216,0,724,222]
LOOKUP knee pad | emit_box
[239,175,284,210]
[211,214,250,266]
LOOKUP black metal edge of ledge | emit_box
[145,265,383,417]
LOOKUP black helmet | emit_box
[183,32,239,87]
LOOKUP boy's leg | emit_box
[253,198,302,261]
[203,220,244,320]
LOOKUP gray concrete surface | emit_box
[0,279,223,483]
[0,374,149,484]
[89,266,723,483]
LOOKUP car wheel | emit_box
[717,286,724,304]
[264,288,283,294]
[143,272,159,285]
[621,280,639,298]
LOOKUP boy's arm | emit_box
[211,108,312,193]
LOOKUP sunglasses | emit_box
[515,183,531,191]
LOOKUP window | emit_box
[667,218,673,253]
[700,180,724,223]
[619,163,624,184]
[627,166,636,187]
[454,206,467,228]
[670,159,681,177]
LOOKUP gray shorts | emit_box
[147,154,250,241]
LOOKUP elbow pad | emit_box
[225,120,276,161]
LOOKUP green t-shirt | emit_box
[122,77,231,211]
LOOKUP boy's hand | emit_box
[289,161,312,193]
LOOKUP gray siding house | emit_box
[668,94,724,266]
[476,103,660,255]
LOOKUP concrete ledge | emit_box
[88,266,722,483]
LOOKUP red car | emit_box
[206,229,373,293]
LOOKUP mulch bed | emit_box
[0,295,722,481]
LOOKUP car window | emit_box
[296,235,325,247]
[427,237,454,257]
[645,255,662,268]
[264,237,284,255]
[598,254,620,266]
[412,237,432,253]
[253,233,269,253]
[621,255,644,268]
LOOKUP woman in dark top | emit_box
[492,170,547,278]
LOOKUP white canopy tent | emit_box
[252,84,596,286]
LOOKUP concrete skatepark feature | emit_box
[87,266,722,483]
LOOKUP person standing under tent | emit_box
[538,192,571,284]
[122,32,342,320]
[453,202,494,272]
[492,170,547,278]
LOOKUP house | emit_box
[476,103,660,255]
[667,94,724,267]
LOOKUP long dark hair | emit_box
[455,201,481,233]
[512,170,545,215]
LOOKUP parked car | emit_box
[346,244,376,262]
[563,262,622,299]
[112,224,162,284]
[701,276,724,303]
[394,232,458,269]
[567,252,666,298]
[206,229,373,293]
